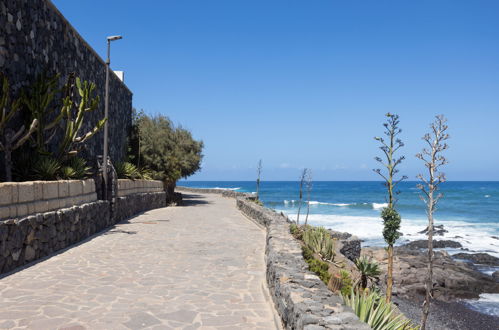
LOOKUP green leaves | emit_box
[381,207,402,246]
[129,114,203,183]
[342,289,420,330]
[58,76,104,159]
[302,226,335,262]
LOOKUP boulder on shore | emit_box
[363,246,499,302]
[418,224,448,236]
[401,239,462,250]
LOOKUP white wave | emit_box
[281,212,499,258]
[308,201,352,206]
[372,202,388,210]
[211,187,241,191]
[464,293,499,317]
[485,195,491,198]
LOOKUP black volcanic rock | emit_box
[452,253,499,266]
[418,224,448,236]
[401,239,462,250]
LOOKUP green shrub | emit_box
[340,269,354,297]
[342,288,419,330]
[308,259,331,284]
[302,245,314,261]
[303,226,335,261]
[302,245,331,284]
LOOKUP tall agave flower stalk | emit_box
[373,113,407,303]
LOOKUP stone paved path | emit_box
[0,192,280,330]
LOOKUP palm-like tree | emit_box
[355,256,381,290]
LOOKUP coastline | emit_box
[179,183,499,328]
[393,296,499,330]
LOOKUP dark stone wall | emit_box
[236,198,370,330]
[113,192,166,223]
[0,0,132,167]
[0,200,110,274]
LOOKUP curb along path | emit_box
[0,192,280,329]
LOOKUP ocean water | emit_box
[180,180,499,316]
[180,181,499,255]
[181,180,499,316]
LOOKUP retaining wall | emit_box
[113,191,166,223]
[0,200,110,274]
[0,179,97,221]
[237,198,369,330]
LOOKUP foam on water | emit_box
[283,212,499,258]
[464,294,499,317]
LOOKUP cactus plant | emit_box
[58,75,106,159]
[21,72,63,154]
[0,74,38,181]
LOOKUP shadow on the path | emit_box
[0,210,159,280]
[178,193,211,207]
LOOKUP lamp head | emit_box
[107,35,123,41]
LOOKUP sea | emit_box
[180,180,499,316]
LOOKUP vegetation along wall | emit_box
[0,0,132,168]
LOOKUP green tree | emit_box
[373,113,407,303]
[136,114,203,185]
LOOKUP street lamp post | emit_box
[103,35,122,200]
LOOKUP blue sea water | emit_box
[180,181,499,256]
[181,180,499,316]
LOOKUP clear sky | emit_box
[52,0,499,181]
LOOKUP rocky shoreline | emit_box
[360,235,499,329]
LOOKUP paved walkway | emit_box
[0,193,279,330]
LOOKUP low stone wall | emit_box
[0,180,97,221]
[176,186,254,199]
[113,192,166,222]
[117,179,164,197]
[0,200,109,274]
[237,198,369,330]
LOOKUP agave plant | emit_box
[303,226,335,261]
[33,157,62,180]
[66,157,92,179]
[342,289,419,330]
[59,157,92,180]
[355,256,381,289]
[115,162,142,179]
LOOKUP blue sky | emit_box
[52,0,499,181]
